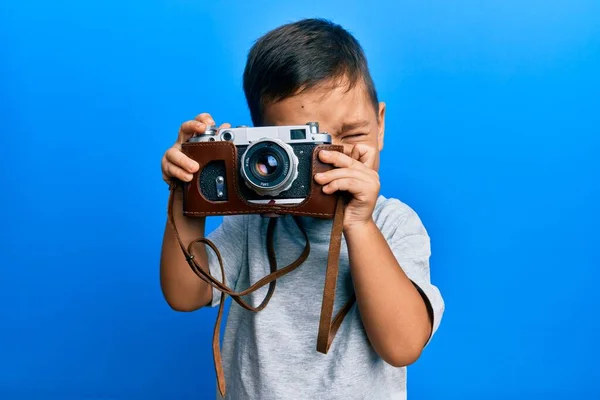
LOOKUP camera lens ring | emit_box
[240,138,299,197]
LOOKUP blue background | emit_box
[1,0,599,399]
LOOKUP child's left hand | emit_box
[314,144,380,230]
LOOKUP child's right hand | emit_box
[161,113,231,185]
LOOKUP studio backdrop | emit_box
[1,0,599,399]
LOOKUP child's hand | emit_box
[314,144,380,230]
[161,113,230,185]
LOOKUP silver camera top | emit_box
[189,122,332,145]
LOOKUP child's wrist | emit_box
[343,218,376,235]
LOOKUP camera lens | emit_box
[254,153,279,177]
[240,138,299,197]
[249,148,284,184]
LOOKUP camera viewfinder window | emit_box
[290,129,306,140]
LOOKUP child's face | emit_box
[261,79,386,171]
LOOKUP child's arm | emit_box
[344,221,434,367]
[160,188,212,311]
[316,145,442,367]
[160,188,247,312]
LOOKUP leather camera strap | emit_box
[316,195,357,354]
[166,187,356,397]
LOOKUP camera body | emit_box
[181,122,342,219]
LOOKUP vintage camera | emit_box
[180,122,343,218]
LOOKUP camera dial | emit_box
[189,125,218,142]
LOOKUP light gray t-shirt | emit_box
[206,195,444,400]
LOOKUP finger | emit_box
[179,120,207,142]
[350,144,377,169]
[314,167,372,186]
[163,160,194,182]
[322,177,365,195]
[194,113,216,126]
[219,122,231,129]
[165,147,199,173]
[342,144,354,157]
[318,149,360,169]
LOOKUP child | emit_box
[160,18,444,400]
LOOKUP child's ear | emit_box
[377,102,386,151]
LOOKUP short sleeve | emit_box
[205,215,247,307]
[377,199,445,347]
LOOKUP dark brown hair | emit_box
[243,18,379,126]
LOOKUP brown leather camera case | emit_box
[180,140,343,219]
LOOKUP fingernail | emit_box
[186,174,193,181]
[314,173,322,178]
[208,120,215,125]
[320,150,329,155]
